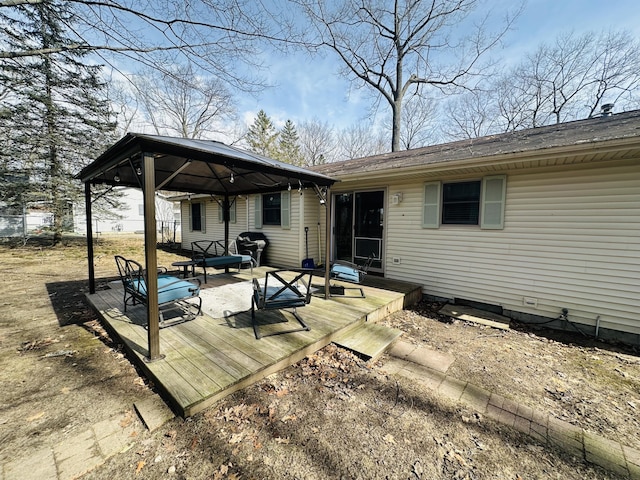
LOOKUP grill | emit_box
[236,232,269,267]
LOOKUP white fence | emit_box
[0,214,180,244]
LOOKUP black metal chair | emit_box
[251,269,313,339]
[114,255,202,328]
[329,253,375,298]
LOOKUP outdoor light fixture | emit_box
[298,180,303,194]
[136,166,142,175]
[288,182,292,191]
[113,170,120,182]
[230,172,235,184]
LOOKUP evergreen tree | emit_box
[246,110,279,157]
[278,119,303,166]
[0,1,116,243]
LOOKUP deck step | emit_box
[439,304,511,330]
[333,322,403,361]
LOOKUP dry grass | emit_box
[0,234,632,479]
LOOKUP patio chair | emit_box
[115,255,202,328]
[228,240,257,272]
[329,253,375,298]
[251,269,313,339]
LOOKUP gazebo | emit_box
[77,133,337,361]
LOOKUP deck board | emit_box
[86,271,422,416]
[334,323,404,361]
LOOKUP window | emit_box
[189,202,205,232]
[262,193,281,226]
[442,181,481,225]
[218,200,236,224]
[254,192,290,229]
[422,175,506,229]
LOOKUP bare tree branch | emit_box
[1,0,308,92]
[294,0,521,151]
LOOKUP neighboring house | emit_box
[75,187,177,235]
[178,109,640,345]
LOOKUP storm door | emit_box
[333,190,384,272]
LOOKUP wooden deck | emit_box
[86,268,422,417]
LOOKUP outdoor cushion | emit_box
[330,264,362,284]
[200,255,246,268]
[257,285,309,309]
[131,275,200,305]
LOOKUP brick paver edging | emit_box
[385,344,640,479]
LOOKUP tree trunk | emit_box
[44,48,63,245]
[391,99,402,152]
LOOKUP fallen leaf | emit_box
[27,412,45,422]
[275,437,290,444]
[412,460,424,477]
[135,461,145,475]
[281,414,297,423]
[276,388,290,397]
[383,434,396,444]
[229,432,244,444]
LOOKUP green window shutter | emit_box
[281,191,290,229]
[218,200,236,223]
[481,175,506,230]
[230,201,236,224]
[422,182,441,228]
[200,202,206,233]
[254,195,263,229]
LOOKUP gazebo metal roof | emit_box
[77,133,336,194]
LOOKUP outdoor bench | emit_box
[115,255,202,328]
[191,240,255,283]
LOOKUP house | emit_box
[178,110,640,346]
[74,187,178,235]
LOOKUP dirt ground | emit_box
[1,234,638,479]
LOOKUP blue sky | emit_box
[239,0,640,131]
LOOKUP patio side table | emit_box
[172,260,198,279]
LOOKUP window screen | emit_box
[262,193,281,226]
[442,181,481,225]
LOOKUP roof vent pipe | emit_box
[600,103,614,117]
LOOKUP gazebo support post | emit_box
[142,152,163,362]
[324,187,331,300]
[223,194,230,273]
[85,182,96,294]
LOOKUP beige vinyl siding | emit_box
[302,192,324,266]
[384,158,640,335]
[180,196,249,249]
[247,192,303,269]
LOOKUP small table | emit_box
[171,260,198,278]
